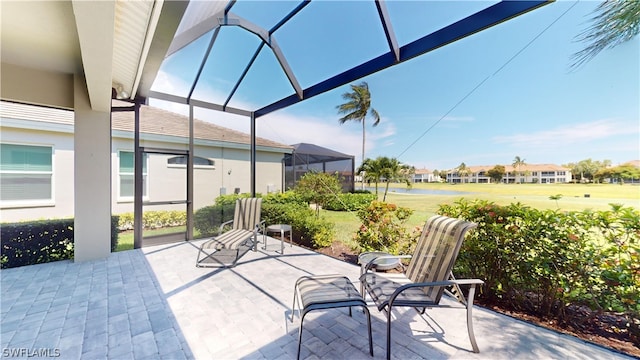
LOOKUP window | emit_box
[119,151,147,199]
[167,155,214,168]
[1,143,53,205]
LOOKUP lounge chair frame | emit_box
[196,198,264,268]
[359,215,483,359]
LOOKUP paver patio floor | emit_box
[1,237,635,359]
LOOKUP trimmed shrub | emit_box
[195,192,335,249]
[1,216,120,269]
[193,203,237,237]
[117,210,186,231]
[261,202,334,249]
[324,192,377,211]
[111,215,119,252]
[438,199,640,327]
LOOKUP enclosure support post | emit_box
[187,105,194,240]
[250,112,256,197]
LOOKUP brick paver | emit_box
[0,238,636,359]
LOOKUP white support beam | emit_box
[72,0,115,112]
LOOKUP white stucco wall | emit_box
[0,126,75,222]
[1,122,286,222]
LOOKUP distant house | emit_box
[0,101,292,222]
[446,164,572,184]
[412,168,440,183]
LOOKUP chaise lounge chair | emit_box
[359,215,483,359]
[196,197,264,268]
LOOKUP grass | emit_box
[327,182,640,252]
[116,226,201,252]
[115,182,638,253]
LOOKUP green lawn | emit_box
[116,226,201,252]
[115,183,638,253]
[328,182,640,251]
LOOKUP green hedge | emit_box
[117,210,186,230]
[438,199,639,331]
[1,216,120,269]
[193,203,237,237]
[194,192,334,249]
[261,203,334,248]
[324,192,377,211]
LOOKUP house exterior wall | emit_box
[446,167,572,184]
[1,119,286,222]
[0,125,76,221]
[413,173,438,183]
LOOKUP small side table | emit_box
[357,251,401,271]
[264,224,292,254]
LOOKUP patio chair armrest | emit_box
[388,279,484,307]
[218,219,234,235]
[361,255,412,275]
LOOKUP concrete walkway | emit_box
[1,238,635,359]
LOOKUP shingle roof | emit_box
[1,101,291,151]
[111,102,291,150]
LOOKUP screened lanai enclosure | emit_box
[1,0,553,258]
[285,143,355,192]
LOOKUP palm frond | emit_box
[370,108,381,127]
[571,0,640,69]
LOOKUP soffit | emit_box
[0,0,185,112]
[0,1,81,74]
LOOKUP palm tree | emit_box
[512,156,526,184]
[336,81,380,166]
[456,162,471,183]
[357,158,383,195]
[571,1,640,69]
[377,157,411,201]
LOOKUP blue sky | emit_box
[150,1,639,171]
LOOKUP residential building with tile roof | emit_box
[0,101,292,222]
[445,164,572,184]
[412,168,441,183]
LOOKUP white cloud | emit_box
[148,70,397,162]
[492,119,637,146]
[259,112,396,162]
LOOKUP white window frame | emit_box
[117,150,149,202]
[166,155,215,170]
[0,142,55,208]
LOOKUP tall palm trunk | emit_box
[362,118,366,167]
[383,180,390,201]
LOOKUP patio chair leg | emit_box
[467,285,480,353]
[297,309,310,360]
[386,307,392,360]
[291,285,298,323]
[363,305,373,356]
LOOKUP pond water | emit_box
[365,187,472,195]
